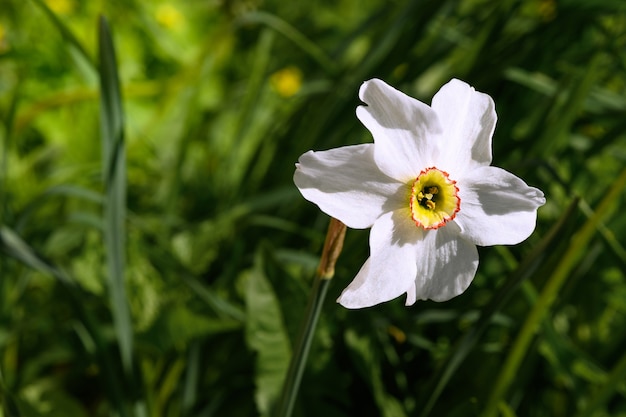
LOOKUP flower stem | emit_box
[274,218,346,417]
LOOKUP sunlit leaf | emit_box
[244,251,291,417]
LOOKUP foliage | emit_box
[1,0,626,416]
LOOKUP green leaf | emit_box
[98,15,133,375]
[244,252,291,417]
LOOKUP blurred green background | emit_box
[1,0,626,416]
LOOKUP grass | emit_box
[1,0,626,416]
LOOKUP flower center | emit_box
[409,167,460,229]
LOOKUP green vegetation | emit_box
[1,0,626,416]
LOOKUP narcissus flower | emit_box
[294,79,545,308]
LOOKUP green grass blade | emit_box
[483,167,626,417]
[354,0,441,81]
[179,274,246,322]
[0,226,70,284]
[182,342,201,414]
[534,55,602,155]
[578,199,626,268]
[98,15,133,375]
[226,28,274,191]
[29,0,94,67]
[237,11,337,74]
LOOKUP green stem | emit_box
[274,273,331,417]
[275,217,345,417]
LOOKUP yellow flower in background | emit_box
[45,0,75,15]
[270,66,303,98]
[156,4,184,30]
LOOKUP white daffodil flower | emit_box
[294,79,545,308]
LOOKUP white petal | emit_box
[431,79,495,178]
[406,222,479,303]
[455,166,546,246]
[356,79,442,182]
[294,144,406,229]
[338,209,421,308]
